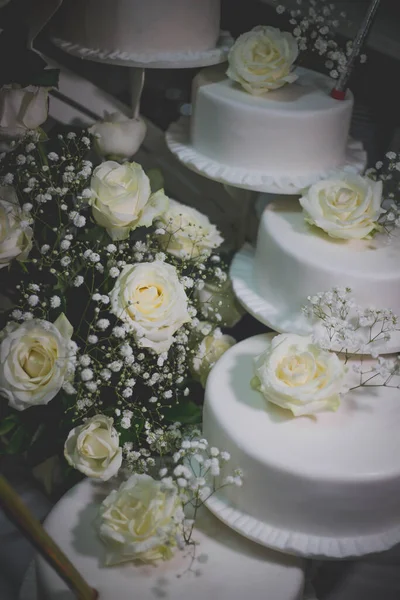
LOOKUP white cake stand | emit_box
[166,117,367,195]
[51,31,233,69]
[230,244,400,355]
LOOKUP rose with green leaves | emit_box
[89,160,168,240]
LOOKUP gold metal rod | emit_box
[0,474,98,600]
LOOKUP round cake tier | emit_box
[203,334,400,558]
[36,478,306,600]
[190,65,353,178]
[52,0,221,56]
[254,197,400,328]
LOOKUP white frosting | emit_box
[190,65,353,178]
[52,0,221,55]
[203,334,400,557]
[254,197,400,324]
[166,119,366,195]
[36,478,305,600]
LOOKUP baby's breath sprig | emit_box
[303,287,400,391]
[274,0,367,79]
[366,151,400,234]
[158,430,242,564]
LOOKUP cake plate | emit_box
[230,244,400,355]
[166,117,367,195]
[50,31,233,69]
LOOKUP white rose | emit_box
[196,278,244,327]
[0,85,49,151]
[89,112,147,160]
[64,414,122,481]
[90,160,169,241]
[226,26,299,95]
[0,186,33,269]
[253,333,347,417]
[109,261,190,353]
[156,199,223,260]
[98,473,183,565]
[0,314,75,411]
[191,328,236,387]
[299,174,383,240]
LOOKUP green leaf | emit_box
[147,169,164,194]
[163,400,202,425]
[6,425,27,454]
[0,414,19,436]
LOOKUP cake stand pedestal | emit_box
[51,32,233,118]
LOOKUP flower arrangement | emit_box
[253,289,400,418]
[226,1,368,95]
[0,130,242,491]
[96,429,243,566]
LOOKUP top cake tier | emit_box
[190,65,353,179]
[52,0,221,55]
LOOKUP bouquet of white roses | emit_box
[0,130,242,487]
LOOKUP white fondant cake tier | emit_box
[203,334,400,558]
[52,0,221,56]
[36,478,306,600]
[254,197,400,332]
[190,65,353,179]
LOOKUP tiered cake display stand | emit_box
[49,21,400,600]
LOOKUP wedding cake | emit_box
[202,333,400,558]
[36,478,306,600]
[52,0,221,57]
[254,196,400,329]
[191,64,353,180]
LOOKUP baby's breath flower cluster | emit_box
[303,287,400,390]
[366,151,400,234]
[94,428,243,568]
[160,430,243,550]
[0,131,238,476]
[274,0,367,79]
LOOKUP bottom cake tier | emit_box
[36,478,306,600]
[203,334,400,558]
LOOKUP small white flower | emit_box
[80,368,93,382]
[50,295,61,308]
[96,319,110,331]
[48,152,59,161]
[109,360,122,372]
[73,275,84,287]
[28,294,39,307]
[109,266,120,278]
[60,239,71,250]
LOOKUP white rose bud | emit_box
[191,329,236,387]
[227,26,299,95]
[0,314,75,411]
[89,112,147,160]
[0,85,49,151]
[156,199,223,260]
[64,414,122,481]
[196,278,244,327]
[89,160,168,241]
[253,333,347,417]
[109,261,190,353]
[97,473,183,565]
[299,174,383,240]
[0,186,33,269]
